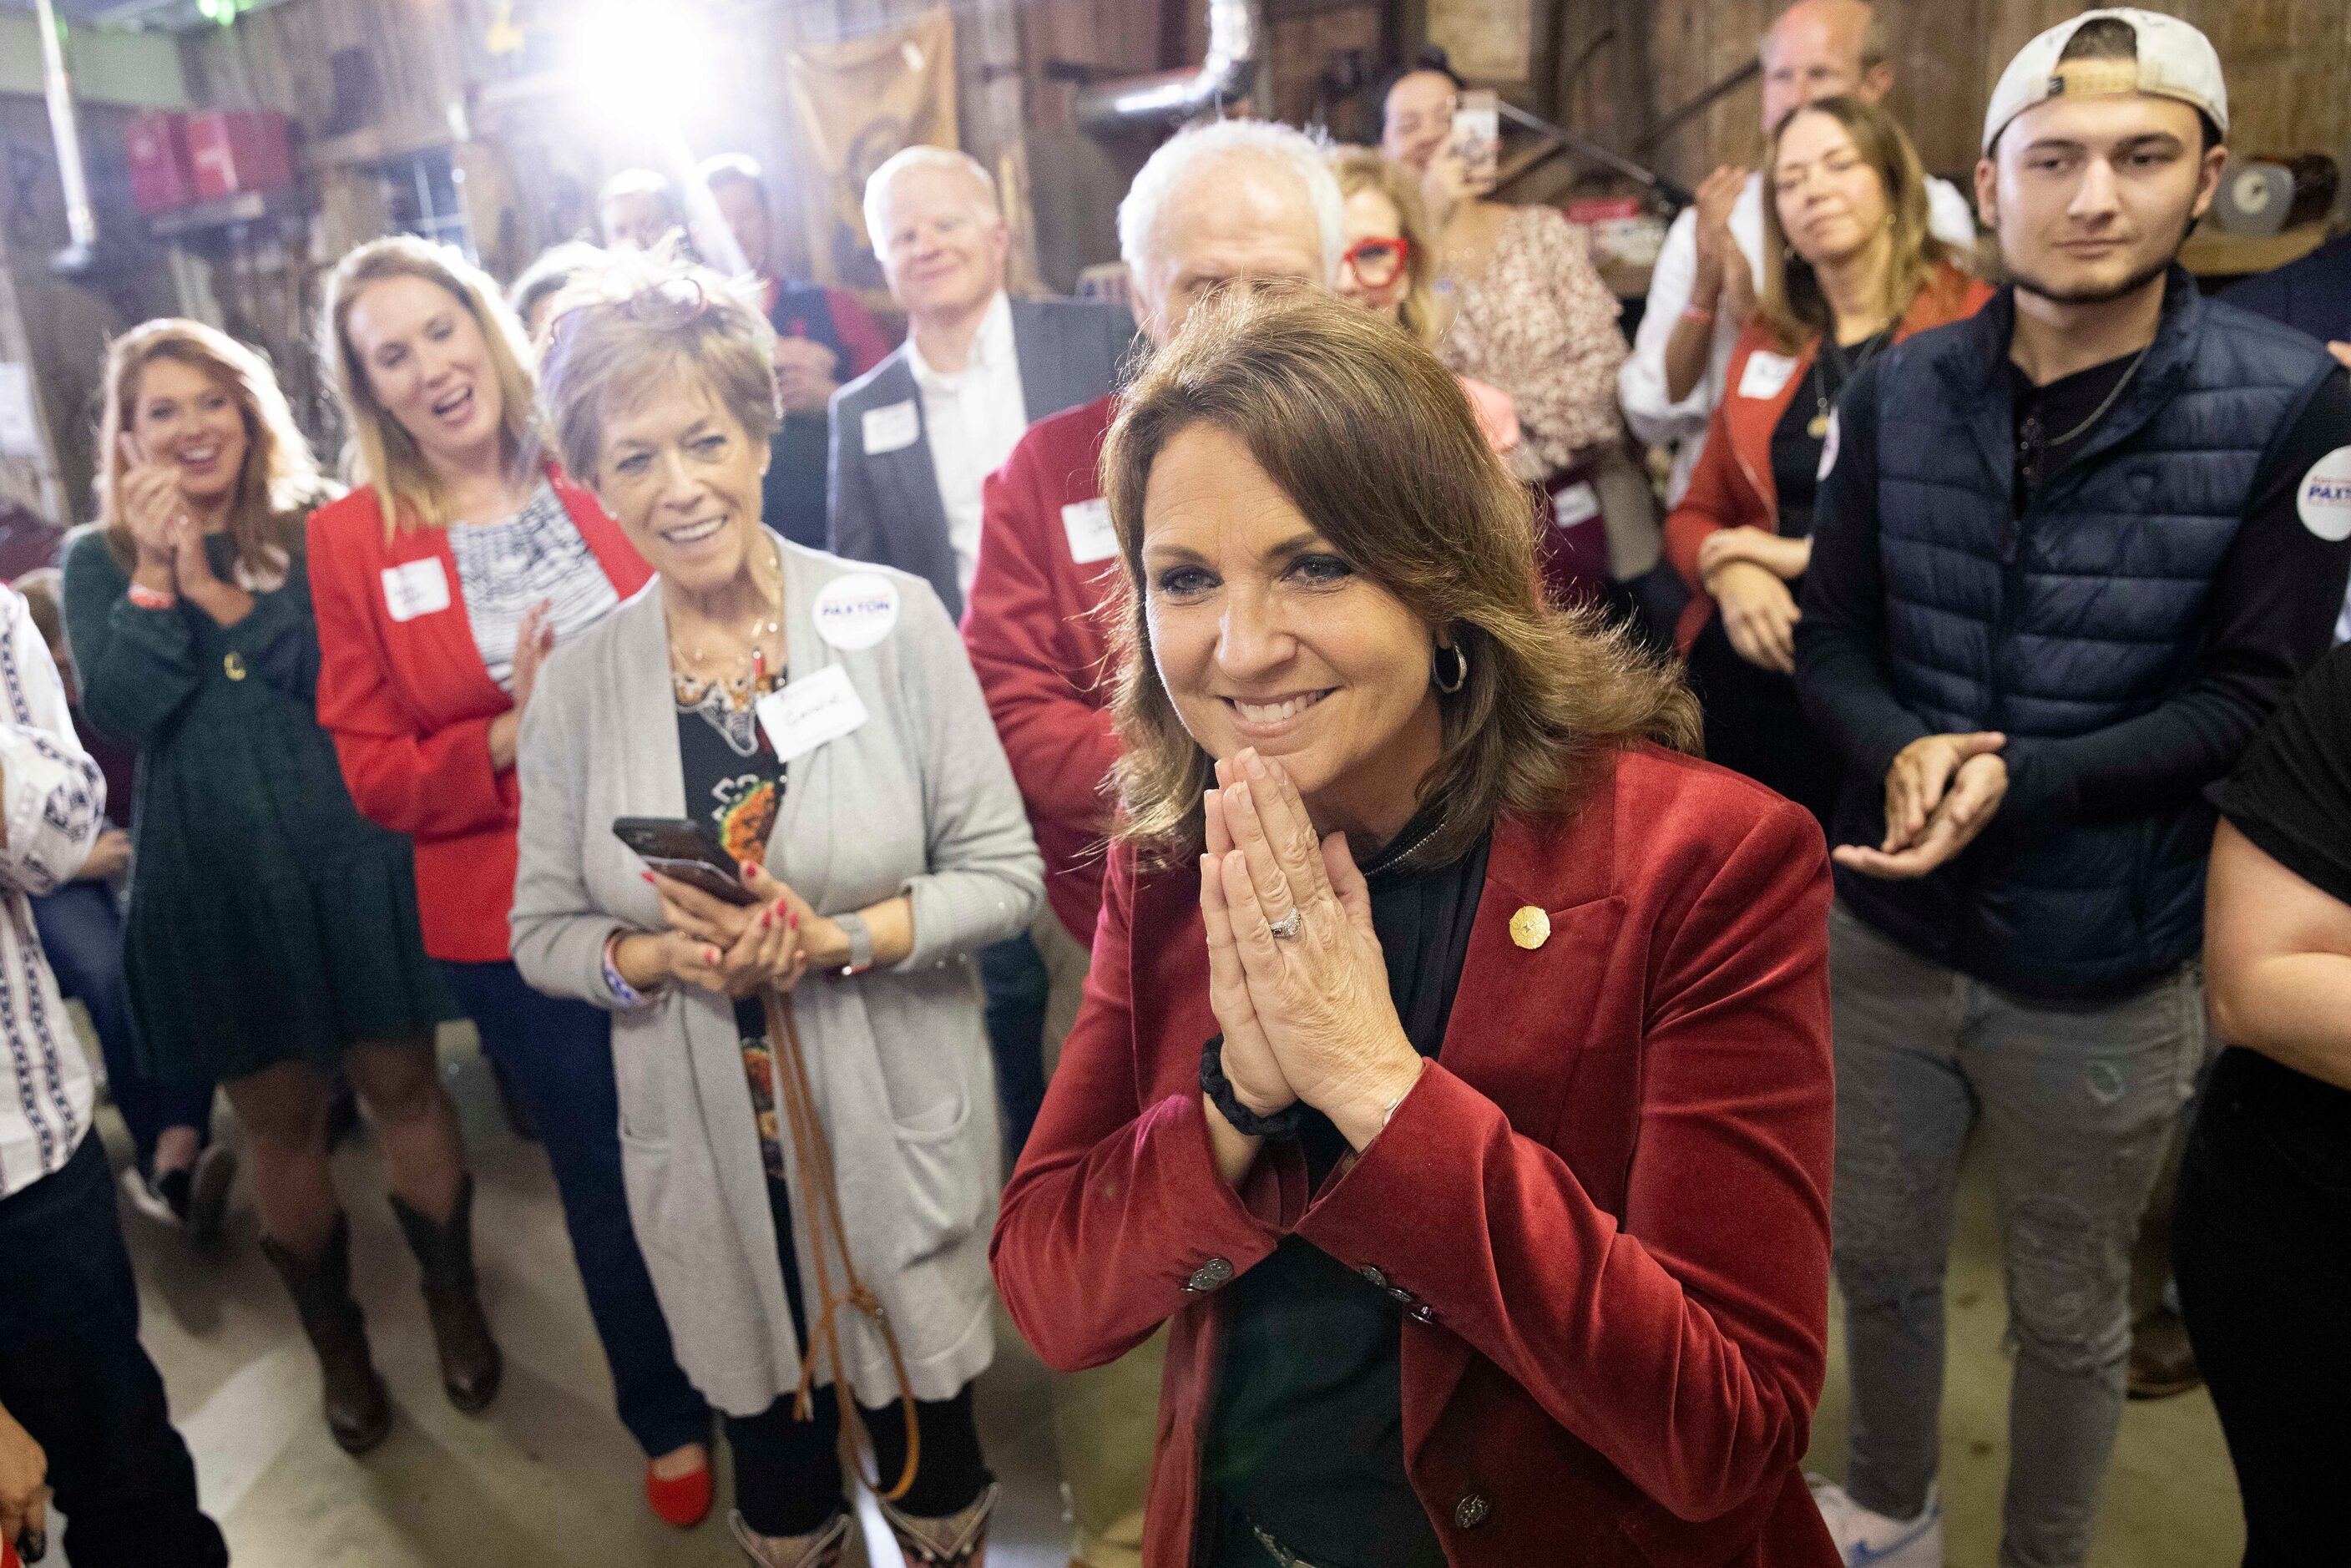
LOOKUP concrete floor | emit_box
[67,1019,2244,1566]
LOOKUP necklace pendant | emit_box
[1807,412,1831,439]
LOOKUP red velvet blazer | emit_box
[992,744,1839,1567]
[306,473,650,963]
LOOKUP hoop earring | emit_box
[1433,642,1468,695]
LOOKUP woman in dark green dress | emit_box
[61,318,496,1457]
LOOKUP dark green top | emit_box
[61,526,453,1082]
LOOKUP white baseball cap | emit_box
[1982,8,2227,154]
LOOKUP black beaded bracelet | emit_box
[1199,1035,1305,1141]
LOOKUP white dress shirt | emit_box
[0,584,106,1200]
[1620,171,1979,506]
[908,291,1030,601]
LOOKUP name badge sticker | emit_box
[812,572,900,651]
[1061,497,1119,564]
[1737,351,1799,401]
[381,557,451,623]
[2297,446,2351,542]
[1552,481,1600,527]
[862,400,920,456]
[756,664,871,765]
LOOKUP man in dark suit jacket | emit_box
[828,146,1133,622]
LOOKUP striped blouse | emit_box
[447,480,621,693]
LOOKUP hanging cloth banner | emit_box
[783,8,959,292]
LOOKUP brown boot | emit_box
[260,1214,392,1454]
[388,1174,503,1413]
[877,1481,999,1566]
[2127,1305,2202,1399]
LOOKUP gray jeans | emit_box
[1828,903,2205,1568]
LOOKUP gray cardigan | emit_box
[510,538,1043,1416]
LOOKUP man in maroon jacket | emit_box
[961,118,1342,1568]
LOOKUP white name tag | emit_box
[2297,445,2351,542]
[1552,481,1600,527]
[755,664,870,765]
[380,557,451,623]
[812,572,900,651]
[1060,496,1119,564]
[1737,350,1799,401]
[862,400,920,456]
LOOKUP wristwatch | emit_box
[833,910,874,976]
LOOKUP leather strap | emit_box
[761,986,923,1501]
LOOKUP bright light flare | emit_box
[574,3,716,134]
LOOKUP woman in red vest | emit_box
[1663,96,1991,828]
[307,238,716,1526]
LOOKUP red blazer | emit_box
[963,393,1123,946]
[306,473,650,963]
[992,746,1839,1567]
[1662,265,1993,652]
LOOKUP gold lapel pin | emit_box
[223,651,248,682]
[1509,905,1550,951]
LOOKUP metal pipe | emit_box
[1077,0,1259,131]
[33,0,98,252]
[1495,99,1691,207]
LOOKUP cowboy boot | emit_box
[729,1508,854,1568]
[877,1481,1001,1567]
[387,1173,503,1413]
[259,1213,392,1454]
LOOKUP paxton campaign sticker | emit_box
[2298,447,2351,542]
[812,572,900,651]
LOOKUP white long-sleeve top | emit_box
[1619,172,1979,506]
[0,583,106,1199]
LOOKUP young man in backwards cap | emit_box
[1795,12,2351,1566]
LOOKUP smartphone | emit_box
[612,817,761,906]
[1452,89,1500,191]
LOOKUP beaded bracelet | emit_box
[601,931,660,1009]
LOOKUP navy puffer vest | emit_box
[1836,270,2334,999]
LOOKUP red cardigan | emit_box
[963,394,1124,946]
[306,473,651,963]
[1662,265,1993,652]
[992,745,1839,1567]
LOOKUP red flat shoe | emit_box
[645,1454,713,1528]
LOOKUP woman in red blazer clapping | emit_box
[1661,96,1991,828]
[990,285,1841,1567]
[307,237,715,1525]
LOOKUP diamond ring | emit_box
[1267,909,1303,939]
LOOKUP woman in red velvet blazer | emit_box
[991,285,1838,1567]
[309,237,717,1527]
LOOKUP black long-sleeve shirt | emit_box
[1797,353,2351,837]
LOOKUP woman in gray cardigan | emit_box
[510,262,1042,1568]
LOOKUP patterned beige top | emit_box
[1438,205,1629,483]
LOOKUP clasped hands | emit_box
[1698,525,1811,674]
[1199,749,1425,1159]
[1836,730,2010,880]
[616,862,822,999]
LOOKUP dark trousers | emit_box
[978,933,1049,1164]
[727,1172,990,1535]
[439,959,709,1458]
[31,882,212,1174]
[2175,1046,2351,1568]
[0,1134,225,1567]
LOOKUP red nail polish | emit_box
[788,911,799,930]
[705,947,720,964]
[640,872,655,883]
[741,860,760,878]
[761,908,774,928]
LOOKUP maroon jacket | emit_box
[992,744,1840,1566]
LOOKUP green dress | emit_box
[61,525,455,1082]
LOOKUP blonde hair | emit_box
[97,318,326,576]
[1758,94,1955,353]
[1101,284,1697,870]
[1328,147,1440,346]
[538,255,779,486]
[318,235,545,534]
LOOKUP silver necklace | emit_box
[2029,340,2155,449]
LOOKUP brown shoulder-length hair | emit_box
[1102,284,1698,870]
[95,318,328,578]
[317,235,544,535]
[1757,94,1959,353]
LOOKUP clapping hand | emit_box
[116,435,185,573]
[1198,750,1424,1153]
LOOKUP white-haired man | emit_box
[964,119,1341,1568]
[829,146,1134,620]
[1620,0,1979,506]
